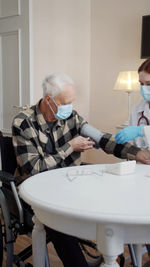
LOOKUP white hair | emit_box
[42,73,74,97]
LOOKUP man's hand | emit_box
[68,136,95,152]
[136,150,150,164]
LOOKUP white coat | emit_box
[129,99,150,150]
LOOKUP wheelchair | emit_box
[0,131,103,267]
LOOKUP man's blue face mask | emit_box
[49,98,73,120]
[140,85,150,102]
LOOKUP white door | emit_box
[0,0,33,133]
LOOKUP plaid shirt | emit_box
[12,101,140,182]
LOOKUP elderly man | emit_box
[12,73,150,267]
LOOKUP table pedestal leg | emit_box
[97,224,124,267]
[101,255,120,267]
[32,215,46,267]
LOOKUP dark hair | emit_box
[138,58,150,73]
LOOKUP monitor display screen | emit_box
[141,15,150,59]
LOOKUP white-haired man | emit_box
[12,73,150,267]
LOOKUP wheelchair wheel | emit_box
[0,205,14,267]
[0,220,3,267]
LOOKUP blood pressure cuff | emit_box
[80,123,104,144]
[80,123,140,160]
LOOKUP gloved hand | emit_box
[115,125,143,144]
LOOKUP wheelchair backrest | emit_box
[0,131,34,232]
[0,131,17,174]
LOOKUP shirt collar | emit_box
[57,119,65,127]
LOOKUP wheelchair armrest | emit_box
[0,170,15,184]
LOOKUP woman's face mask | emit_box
[140,85,150,102]
[48,98,73,120]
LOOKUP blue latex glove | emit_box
[115,125,143,144]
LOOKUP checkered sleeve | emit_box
[99,133,140,160]
[75,112,87,133]
[12,117,73,178]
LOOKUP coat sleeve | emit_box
[99,133,140,160]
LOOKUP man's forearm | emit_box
[99,133,140,160]
[81,123,140,160]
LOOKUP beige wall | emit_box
[32,0,91,121]
[32,0,150,164]
[87,0,150,164]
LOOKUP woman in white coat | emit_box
[115,58,150,150]
[115,58,150,265]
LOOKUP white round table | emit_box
[19,164,150,267]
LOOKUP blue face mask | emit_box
[54,103,72,120]
[49,98,72,120]
[140,85,150,102]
